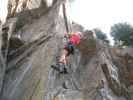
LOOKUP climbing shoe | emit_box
[51,63,68,74]
[58,63,68,74]
[51,65,60,72]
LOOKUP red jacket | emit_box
[64,32,80,45]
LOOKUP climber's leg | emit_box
[51,42,74,74]
[51,49,67,74]
[59,49,68,64]
[57,42,74,73]
[51,49,68,74]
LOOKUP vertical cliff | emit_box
[0,0,133,100]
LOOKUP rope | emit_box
[62,0,72,35]
[63,2,69,34]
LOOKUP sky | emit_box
[0,0,8,24]
[69,0,133,45]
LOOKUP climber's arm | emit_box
[64,32,74,38]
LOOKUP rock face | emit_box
[0,0,133,100]
[110,47,133,89]
[0,0,63,100]
[8,0,53,17]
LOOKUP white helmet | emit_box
[77,31,83,38]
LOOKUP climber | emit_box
[51,30,94,74]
